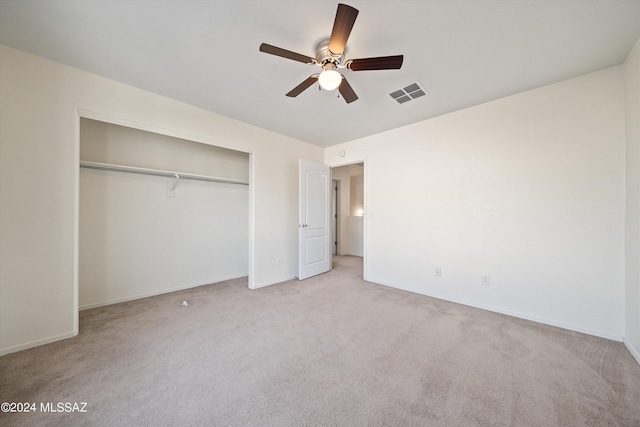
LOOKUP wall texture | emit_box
[625,38,640,363]
[326,66,626,339]
[0,45,323,355]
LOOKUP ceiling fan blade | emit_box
[286,76,318,97]
[338,77,358,103]
[259,43,315,64]
[348,55,404,71]
[328,4,359,56]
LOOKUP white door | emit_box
[299,159,331,280]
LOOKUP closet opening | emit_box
[78,117,250,314]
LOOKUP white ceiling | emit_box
[1,0,639,147]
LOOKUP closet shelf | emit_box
[79,161,249,185]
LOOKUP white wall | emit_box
[79,119,249,309]
[350,174,364,216]
[0,45,323,355]
[80,118,250,179]
[326,66,626,339]
[80,170,249,309]
[345,216,364,257]
[348,174,364,256]
[625,37,640,363]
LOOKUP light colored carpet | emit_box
[1,256,639,426]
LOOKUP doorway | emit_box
[331,163,364,259]
[332,179,338,255]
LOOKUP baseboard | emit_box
[367,277,624,342]
[80,274,248,310]
[0,330,78,357]
[624,339,640,365]
[251,275,297,289]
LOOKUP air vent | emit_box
[389,82,428,104]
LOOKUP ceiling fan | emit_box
[259,3,403,103]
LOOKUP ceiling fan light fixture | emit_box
[318,64,342,91]
[259,3,403,103]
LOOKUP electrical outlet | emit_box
[435,268,442,278]
[481,275,491,286]
[277,257,283,266]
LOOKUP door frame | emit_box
[332,179,339,256]
[329,157,367,281]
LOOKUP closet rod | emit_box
[79,161,249,186]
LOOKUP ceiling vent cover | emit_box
[390,82,428,104]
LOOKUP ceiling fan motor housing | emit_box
[316,38,343,66]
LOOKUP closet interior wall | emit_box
[79,118,249,309]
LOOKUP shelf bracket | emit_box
[168,173,180,191]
